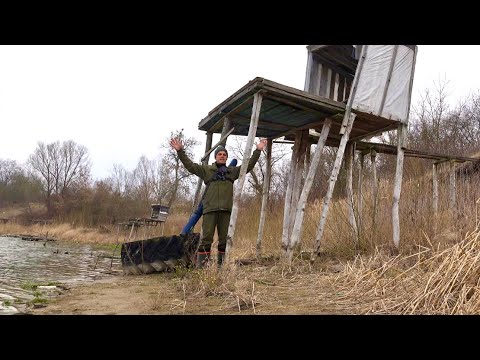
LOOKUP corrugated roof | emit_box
[198,77,400,142]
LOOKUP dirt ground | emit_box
[29,260,357,315]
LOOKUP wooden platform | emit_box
[198,77,400,144]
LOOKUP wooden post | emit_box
[305,142,312,175]
[220,117,232,146]
[357,152,365,242]
[281,131,302,251]
[225,92,263,264]
[449,160,456,210]
[392,123,407,250]
[256,138,272,260]
[288,130,308,237]
[311,113,356,261]
[345,143,358,245]
[371,150,378,243]
[192,131,213,212]
[432,162,439,235]
[287,119,332,261]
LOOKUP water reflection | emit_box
[0,236,122,314]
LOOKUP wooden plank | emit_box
[219,117,232,146]
[333,73,340,101]
[337,74,345,102]
[287,119,332,261]
[225,92,263,264]
[262,78,344,109]
[304,51,315,93]
[392,123,407,250]
[271,118,331,140]
[199,78,262,129]
[231,113,292,130]
[319,65,329,98]
[262,93,333,120]
[314,63,322,95]
[312,52,356,79]
[348,124,398,142]
[256,139,272,259]
[329,70,336,100]
[312,113,357,261]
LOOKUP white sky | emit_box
[1,45,479,180]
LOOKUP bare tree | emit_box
[28,142,55,215]
[28,140,91,216]
[149,156,171,205]
[229,135,289,197]
[0,159,22,186]
[408,78,480,158]
[59,140,90,198]
[109,163,135,198]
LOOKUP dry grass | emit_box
[334,228,480,314]
[0,222,118,245]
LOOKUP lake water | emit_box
[0,236,122,314]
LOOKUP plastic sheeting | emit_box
[352,45,416,123]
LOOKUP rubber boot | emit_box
[217,251,225,267]
[196,252,211,269]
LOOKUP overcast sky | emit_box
[1,45,479,180]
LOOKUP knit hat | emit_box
[214,146,228,157]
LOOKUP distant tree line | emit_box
[0,130,199,226]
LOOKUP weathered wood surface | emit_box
[392,123,407,249]
[287,119,332,259]
[345,143,358,245]
[256,138,272,259]
[312,113,357,261]
[225,92,263,263]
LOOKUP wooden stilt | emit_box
[220,117,232,146]
[311,113,357,261]
[357,152,365,241]
[371,150,378,244]
[305,141,311,175]
[449,160,456,210]
[281,131,302,251]
[432,162,439,235]
[345,142,358,245]
[392,123,407,250]
[225,92,263,264]
[256,138,272,260]
[287,119,332,261]
[288,130,308,238]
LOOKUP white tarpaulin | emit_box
[352,45,416,123]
